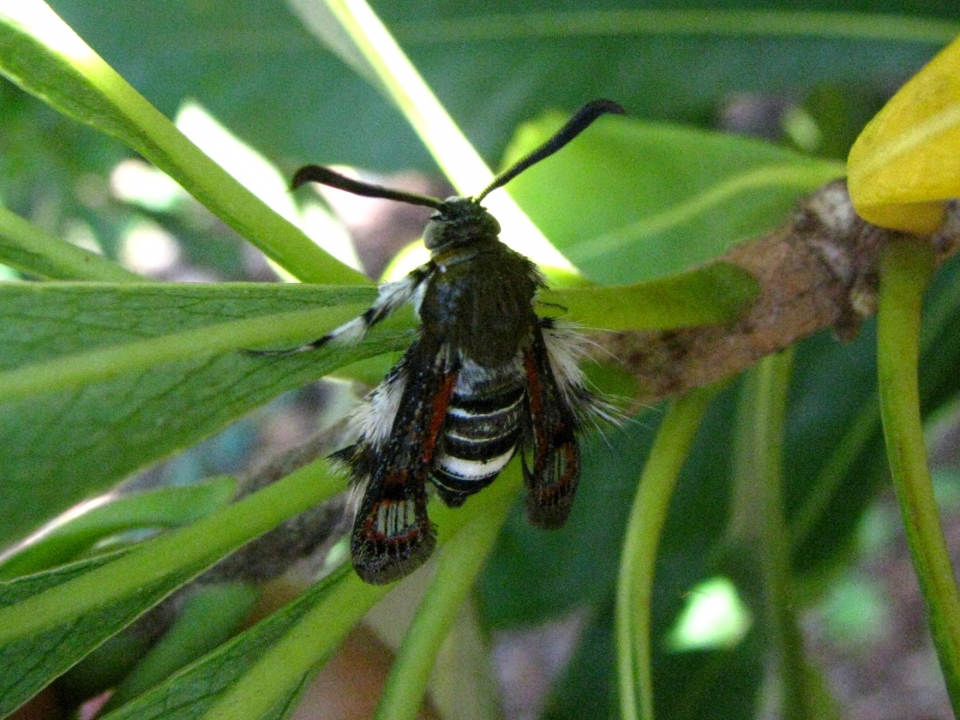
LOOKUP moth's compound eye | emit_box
[423,217,447,250]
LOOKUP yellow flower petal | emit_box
[848,35,960,234]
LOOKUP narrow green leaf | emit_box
[0,476,237,579]
[393,9,960,45]
[0,205,141,281]
[197,570,384,720]
[104,583,262,710]
[0,458,342,717]
[96,565,384,720]
[543,262,759,330]
[877,238,960,712]
[0,2,365,284]
[306,0,580,275]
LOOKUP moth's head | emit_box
[423,197,501,251]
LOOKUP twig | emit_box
[601,180,960,404]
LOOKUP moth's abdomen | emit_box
[430,364,525,506]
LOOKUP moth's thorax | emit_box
[420,236,540,368]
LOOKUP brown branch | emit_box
[599,180,960,405]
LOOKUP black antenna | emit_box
[292,165,445,210]
[292,99,624,208]
[474,99,625,202]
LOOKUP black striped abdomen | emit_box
[431,365,525,506]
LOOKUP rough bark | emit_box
[597,180,960,405]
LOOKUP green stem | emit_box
[393,9,959,45]
[877,238,960,711]
[104,583,261,710]
[198,572,388,720]
[736,351,811,720]
[616,385,720,720]
[373,464,521,720]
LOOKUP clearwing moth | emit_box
[257,99,623,584]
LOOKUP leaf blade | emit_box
[0,282,408,547]
[0,459,342,717]
[504,114,844,285]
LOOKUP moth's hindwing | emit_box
[348,338,459,584]
[521,320,584,529]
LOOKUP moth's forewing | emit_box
[349,338,459,584]
[521,323,582,529]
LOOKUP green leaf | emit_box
[104,583,262,710]
[502,113,844,284]
[730,353,815,718]
[0,549,194,717]
[0,205,141,281]
[0,476,237,579]
[616,386,721,720]
[0,2,364,284]
[543,262,760,330]
[96,566,385,720]
[0,282,411,547]
[0,458,342,717]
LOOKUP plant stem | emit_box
[392,9,959,46]
[373,465,521,720]
[616,385,720,720]
[877,238,960,711]
[738,351,813,720]
[0,459,343,643]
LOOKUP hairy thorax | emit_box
[420,240,540,367]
